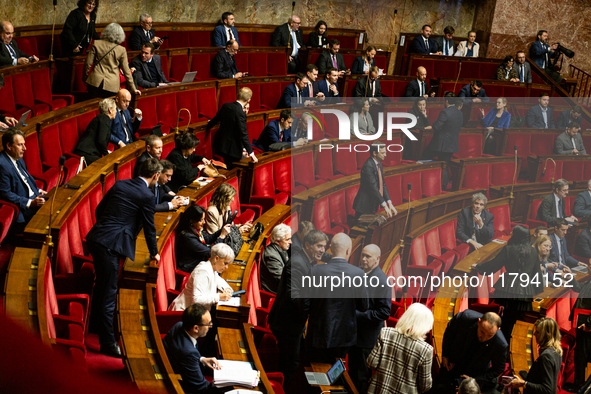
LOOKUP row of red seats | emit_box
[450,157,523,193]
[532,158,591,184]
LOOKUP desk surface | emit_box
[304,362,360,394]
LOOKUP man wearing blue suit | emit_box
[547,218,586,273]
[253,110,293,151]
[276,73,311,109]
[530,30,562,83]
[409,25,441,55]
[574,180,591,219]
[86,158,162,358]
[111,89,142,148]
[526,93,555,129]
[163,303,225,394]
[316,68,340,105]
[212,12,241,47]
[0,129,46,232]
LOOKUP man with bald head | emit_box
[271,15,305,73]
[404,66,435,98]
[211,39,244,79]
[349,244,390,393]
[0,21,38,67]
[111,89,142,148]
[304,233,369,363]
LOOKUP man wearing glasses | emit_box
[513,51,532,83]
[271,15,305,73]
[129,13,163,51]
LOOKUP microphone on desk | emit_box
[510,145,517,198]
[541,157,556,183]
[402,283,409,311]
[49,0,58,61]
[400,183,412,248]
[45,156,65,247]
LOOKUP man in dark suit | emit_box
[154,160,183,212]
[305,64,324,100]
[420,94,464,191]
[458,81,488,126]
[0,129,46,232]
[526,93,555,129]
[548,218,586,273]
[111,89,142,148]
[575,219,591,260]
[353,66,382,100]
[0,21,38,67]
[353,143,397,219]
[403,66,435,98]
[276,73,312,109]
[134,135,162,178]
[530,30,561,83]
[536,178,577,226]
[557,106,583,129]
[260,223,291,294]
[554,122,586,155]
[208,87,257,169]
[270,16,305,74]
[163,304,224,394]
[434,26,456,56]
[317,67,340,104]
[437,311,507,394]
[456,192,495,250]
[211,40,244,79]
[304,233,369,363]
[348,244,390,394]
[513,51,532,83]
[212,12,241,47]
[290,220,315,252]
[0,75,17,129]
[86,158,162,358]
[409,24,441,55]
[130,43,169,89]
[128,14,163,51]
[253,110,293,151]
[574,180,591,218]
[269,229,329,384]
[316,39,349,75]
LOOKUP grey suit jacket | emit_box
[434,36,455,56]
[574,190,591,218]
[260,243,289,294]
[130,54,169,88]
[554,131,586,155]
[536,193,565,227]
[349,112,375,135]
[512,61,532,83]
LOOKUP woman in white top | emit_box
[455,31,480,57]
[169,243,234,311]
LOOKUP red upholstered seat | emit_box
[235,53,248,73]
[249,161,290,212]
[190,53,214,80]
[0,200,18,244]
[401,171,422,202]
[345,185,360,217]
[260,82,283,110]
[460,163,491,191]
[461,63,480,79]
[167,31,190,48]
[490,162,518,186]
[22,132,59,190]
[217,85,237,110]
[31,69,74,110]
[292,151,325,190]
[251,326,280,373]
[455,134,483,159]
[536,161,563,183]
[188,31,211,47]
[385,175,403,206]
[156,93,178,132]
[170,54,190,82]
[197,88,218,120]
[226,176,262,222]
[253,32,273,46]
[421,168,442,198]
[12,72,50,116]
[175,90,199,126]
[487,204,526,238]
[562,162,585,183]
[312,196,346,237]
[268,53,287,75]
[527,198,547,228]
[248,53,268,76]
[333,144,358,176]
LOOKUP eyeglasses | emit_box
[142,21,153,25]
[198,322,214,327]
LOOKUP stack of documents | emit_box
[214,360,260,388]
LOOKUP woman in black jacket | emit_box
[403,97,432,160]
[59,0,101,57]
[351,46,377,75]
[308,21,328,48]
[473,225,543,342]
[165,132,210,192]
[72,98,116,164]
[175,205,231,273]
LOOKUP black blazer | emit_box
[351,56,375,75]
[260,243,289,294]
[153,183,174,212]
[307,32,328,48]
[211,48,239,79]
[403,79,430,98]
[425,105,463,153]
[456,207,495,245]
[352,158,390,215]
[165,147,205,192]
[353,77,382,98]
[270,23,305,50]
[575,228,591,259]
[59,8,99,56]
[409,35,437,54]
[526,105,555,129]
[175,228,224,273]
[408,109,431,129]
[574,190,591,218]
[441,309,508,386]
[130,54,169,88]
[133,151,155,178]
[316,50,347,74]
[523,348,562,394]
[433,36,456,56]
[556,110,582,130]
[86,177,158,259]
[0,40,30,67]
[211,102,252,158]
[72,113,111,164]
[356,266,390,348]
[549,233,579,268]
[536,193,565,227]
[128,26,160,51]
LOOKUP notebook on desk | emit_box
[0,109,31,131]
[168,71,197,85]
[305,359,346,386]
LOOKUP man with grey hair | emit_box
[536,178,577,227]
[270,15,305,73]
[458,377,481,394]
[129,13,163,51]
[456,192,495,250]
[260,223,291,294]
[574,180,591,218]
[304,233,369,363]
[349,244,390,393]
[0,21,38,67]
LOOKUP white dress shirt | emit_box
[168,262,232,311]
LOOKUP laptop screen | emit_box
[327,359,345,384]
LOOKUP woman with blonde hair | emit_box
[205,183,253,234]
[508,317,562,393]
[367,303,434,393]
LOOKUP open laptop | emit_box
[0,109,31,130]
[168,71,197,85]
[304,359,346,386]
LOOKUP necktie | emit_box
[377,163,383,197]
[228,28,234,41]
[332,55,337,69]
[520,65,524,82]
[291,31,298,57]
[560,237,567,264]
[572,137,577,151]
[308,82,313,97]
[424,39,429,52]
[145,30,150,40]
[369,81,373,97]
[444,39,448,55]
[155,185,159,204]
[558,199,563,218]
[198,230,206,244]
[280,128,284,142]
[422,82,426,96]
[16,160,35,197]
[120,110,131,142]
[297,89,301,104]
[6,43,17,60]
